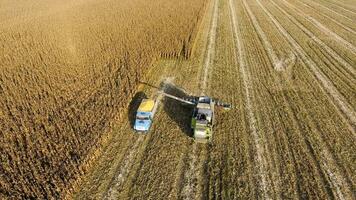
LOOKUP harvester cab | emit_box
[191,97,215,143]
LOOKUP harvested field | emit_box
[1,0,355,199]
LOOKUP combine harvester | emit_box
[134,89,231,143]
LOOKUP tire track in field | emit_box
[307,16,356,53]
[242,0,294,73]
[181,0,219,199]
[280,0,356,54]
[103,97,164,200]
[104,136,144,200]
[242,0,298,196]
[323,0,356,15]
[256,0,356,131]
[308,1,353,21]
[270,0,356,77]
[201,0,219,95]
[302,0,353,21]
[241,0,286,195]
[320,148,350,200]
[280,86,352,199]
[225,4,255,198]
[181,144,199,200]
[297,0,356,35]
[103,76,169,199]
[256,0,355,198]
[229,0,270,198]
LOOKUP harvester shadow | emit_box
[128,91,147,129]
[160,82,194,138]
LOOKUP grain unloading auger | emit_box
[158,91,232,110]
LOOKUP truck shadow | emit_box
[160,81,194,138]
[128,91,147,129]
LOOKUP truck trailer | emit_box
[134,99,155,132]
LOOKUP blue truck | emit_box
[134,99,156,132]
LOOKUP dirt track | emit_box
[73,0,355,199]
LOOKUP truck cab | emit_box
[134,99,155,132]
[191,97,214,142]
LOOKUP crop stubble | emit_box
[76,0,356,198]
